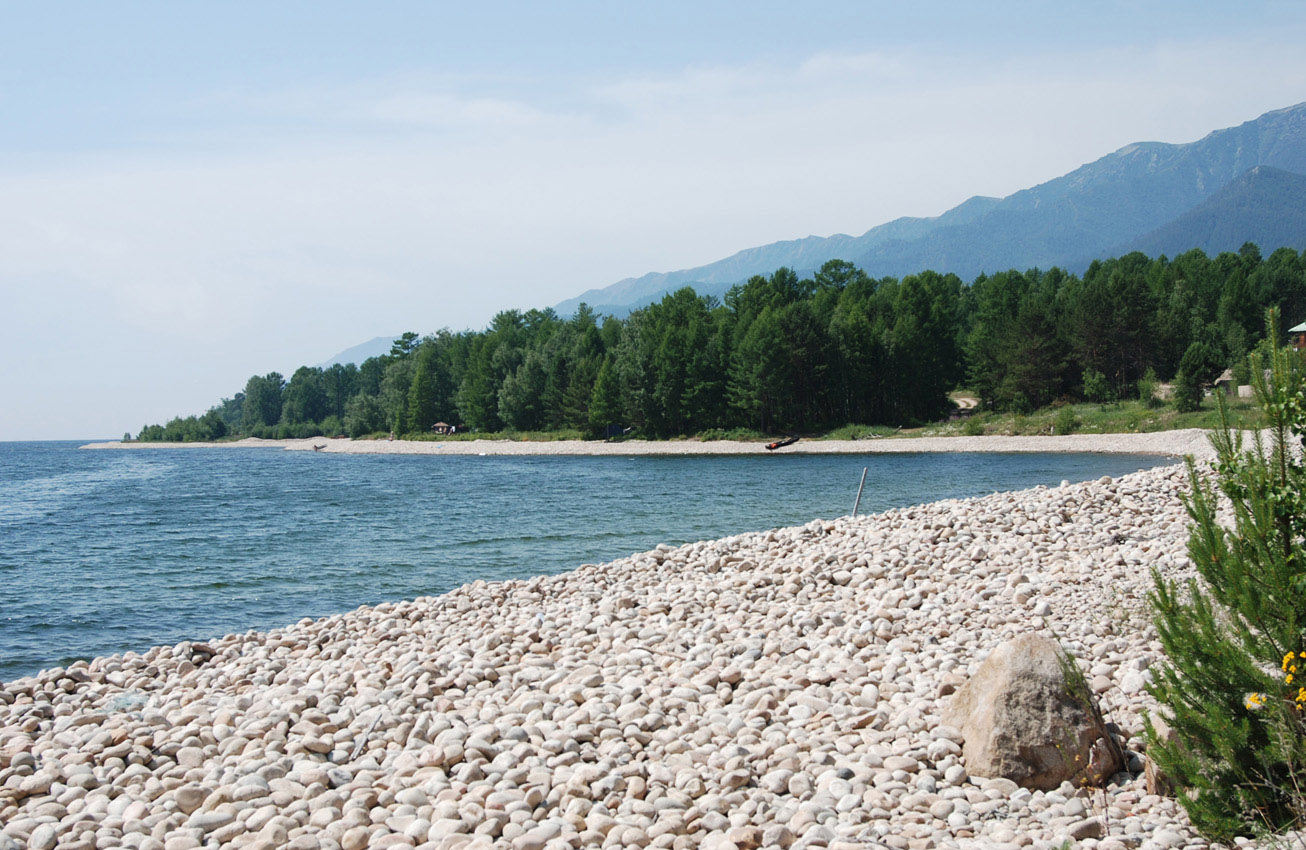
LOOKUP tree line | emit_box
[136,244,1306,442]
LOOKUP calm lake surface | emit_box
[0,441,1169,680]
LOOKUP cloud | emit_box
[4,33,1306,437]
[208,78,562,134]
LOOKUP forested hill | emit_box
[138,245,1306,443]
[554,102,1306,317]
[1116,166,1306,259]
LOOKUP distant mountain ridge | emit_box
[316,335,398,369]
[555,102,1306,317]
[1117,165,1306,259]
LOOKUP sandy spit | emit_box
[81,429,1217,460]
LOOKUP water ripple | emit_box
[0,441,1168,680]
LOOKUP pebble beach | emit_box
[7,434,1235,850]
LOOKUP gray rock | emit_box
[174,784,208,815]
[28,825,58,850]
[942,634,1124,790]
[1066,817,1105,839]
[188,809,236,832]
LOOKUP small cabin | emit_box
[1291,321,1306,351]
[1211,368,1237,397]
[430,422,456,435]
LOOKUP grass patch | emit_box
[333,395,1261,444]
[820,423,901,440]
[399,429,587,442]
[912,396,1264,437]
[693,427,771,441]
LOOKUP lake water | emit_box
[0,441,1168,680]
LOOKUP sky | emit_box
[3,2,1306,440]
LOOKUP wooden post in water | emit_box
[852,467,868,517]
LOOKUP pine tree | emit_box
[1172,341,1220,413]
[587,359,621,437]
[1147,309,1306,840]
[407,341,452,433]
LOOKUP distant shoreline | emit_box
[81,429,1215,459]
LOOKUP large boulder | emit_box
[942,634,1123,790]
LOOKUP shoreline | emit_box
[81,428,1216,459]
[2,464,1210,847]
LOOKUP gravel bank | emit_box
[81,429,1216,459]
[1,462,1231,850]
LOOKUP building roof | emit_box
[1290,322,1306,333]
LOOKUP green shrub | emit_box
[1083,369,1117,403]
[960,417,985,436]
[1052,407,1080,435]
[823,424,896,440]
[695,427,769,441]
[1172,370,1203,413]
[1138,368,1163,409]
[1232,356,1252,387]
[1173,341,1221,413]
[1147,311,1306,840]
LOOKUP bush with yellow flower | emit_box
[1148,309,1306,841]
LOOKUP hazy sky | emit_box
[4,2,1306,440]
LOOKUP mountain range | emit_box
[315,335,398,369]
[554,102,1306,317]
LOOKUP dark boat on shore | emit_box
[765,436,799,451]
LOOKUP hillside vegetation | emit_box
[137,244,1306,443]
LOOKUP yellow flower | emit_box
[1297,687,1306,705]
[1289,674,1295,685]
[1247,692,1268,709]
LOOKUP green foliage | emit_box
[380,358,415,434]
[1172,372,1203,413]
[695,427,770,441]
[344,394,386,438]
[1052,407,1080,435]
[1173,341,1222,413]
[822,423,898,440]
[281,366,327,425]
[389,332,420,358]
[241,373,284,430]
[1063,255,1157,397]
[1138,368,1163,409]
[1082,368,1116,404]
[498,350,548,431]
[321,363,360,420]
[1009,393,1034,416]
[587,358,621,436]
[138,245,1306,443]
[1147,311,1306,840]
[402,428,585,442]
[966,268,1069,410]
[914,397,1264,438]
[407,339,454,433]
